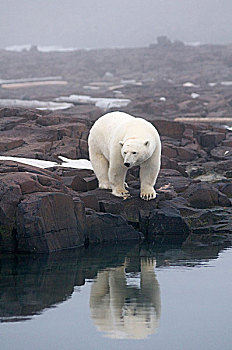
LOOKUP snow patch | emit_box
[0,99,73,111]
[55,94,131,110]
[191,92,200,99]
[221,81,232,86]
[183,82,200,88]
[0,156,93,170]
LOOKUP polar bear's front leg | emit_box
[108,164,129,198]
[139,153,160,201]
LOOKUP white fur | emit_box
[88,111,161,200]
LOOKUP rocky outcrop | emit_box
[1,43,232,252]
[0,161,142,252]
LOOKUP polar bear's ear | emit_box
[119,141,124,147]
[144,140,150,147]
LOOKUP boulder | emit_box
[183,182,231,209]
[16,192,86,252]
[139,207,190,244]
[86,212,143,244]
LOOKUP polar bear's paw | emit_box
[99,182,111,190]
[112,187,130,199]
[140,187,156,201]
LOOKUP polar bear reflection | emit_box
[90,258,161,339]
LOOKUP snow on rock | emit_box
[0,156,57,168]
[221,81,232,86]
[191,93,200,99]
[0,156,93,170]
[0,99,74,111]
[55,94,131,110]
[58,156,93,170]
[183,82,200,88]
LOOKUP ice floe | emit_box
[0,99,74,111]
[55,94,131,110]
[0,156,93,170]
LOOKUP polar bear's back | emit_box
[88,111,134,153]
[92,111,134,133]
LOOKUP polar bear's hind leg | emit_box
[89,151,111,189]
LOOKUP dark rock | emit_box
[210,146,232,160]
[183,182,231,208]
[216,183,232,197]
[36,115,60,126]
[79,193,99,211]
[198,131,226,149]
[86,212,143,244]
[0,138,25,152]
[161,156,187,176]
[16,192,86,253]
[162,144,178,158]
[0,161,87,252]
[99,200,124,215]
[63,174,98,192]
[153,120,185,139]
[139,207,190,244]
[156,174,191,193]
[176,146,198,161]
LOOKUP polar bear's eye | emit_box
[132,151,137,154]
[123,151,127,155]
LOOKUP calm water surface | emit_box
[0,243,232,350]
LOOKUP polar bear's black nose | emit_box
[124,162,130,168]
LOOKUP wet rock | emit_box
[139,207,190,244]
[86,212,143,244]
[0,161,87,252]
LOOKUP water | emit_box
[0,243,232,350]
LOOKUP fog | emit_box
[0,0,231,49]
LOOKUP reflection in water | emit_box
[0,243,228,339]
[90,258,161,339]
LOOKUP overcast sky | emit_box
[0,0,231,48]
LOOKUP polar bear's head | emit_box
[119,138,151,168]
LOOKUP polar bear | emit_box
[88,111,161,200]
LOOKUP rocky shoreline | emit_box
[1,42,232,252]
